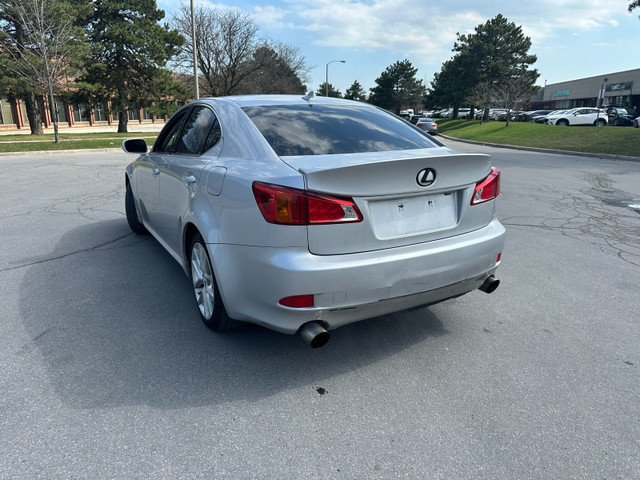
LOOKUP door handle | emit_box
[184,174,196,184]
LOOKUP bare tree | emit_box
[465,81,495,123]
[239,41,309,94]
[171,4,309,96]
[172,5,259,96]
[0,0,86,142]
[493,74,539,126]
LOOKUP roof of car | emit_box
[199,94,362,108]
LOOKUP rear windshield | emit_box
[242,104,437,156]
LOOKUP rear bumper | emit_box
[209,218,505,334]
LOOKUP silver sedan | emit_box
[123,95,505,347]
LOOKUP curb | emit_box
[438,134,640,163]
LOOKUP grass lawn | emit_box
[0,132,158,153]
[436,119,639,158]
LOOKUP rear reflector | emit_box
[471,167,500,205]
[496,253,502,263]
[279,295,315,308]
[253,182,362,225]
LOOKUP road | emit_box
[1,143,639,479]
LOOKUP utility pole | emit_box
[191,0,199,99]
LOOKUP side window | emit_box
[175,106,218,155]
[203,118,221,152]
[153,109,188,153]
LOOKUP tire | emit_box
[125,181,148,234]
[556,119,569,126]
[189,233,236,331]
[595,119,606,127]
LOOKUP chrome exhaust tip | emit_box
[479,276,500,294]
[300,322,330,348]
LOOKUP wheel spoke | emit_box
[191,242,215,320]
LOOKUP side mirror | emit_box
[122,138,148,154]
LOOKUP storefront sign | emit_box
[553,89,570,97]
[606,82,633,92]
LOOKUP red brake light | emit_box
[471,167,500,205]
[252,182,362,225]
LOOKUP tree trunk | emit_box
[47,86,59,143]
[118,111,128,133]
[24,93,44,135]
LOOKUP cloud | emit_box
[251,5,288,28]
[285,0,629,60]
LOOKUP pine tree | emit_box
[80,0,185,132]
[369,60,425,114]
[344,80,366,101]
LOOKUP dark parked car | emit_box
[523,110,553,122]
[606,107,637,126]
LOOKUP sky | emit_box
[157,0,639,95]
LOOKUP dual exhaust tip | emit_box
[299,277,499,348]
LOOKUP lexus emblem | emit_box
[416,168,436,187]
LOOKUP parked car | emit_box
[414,117,439,135]
[605,107,637,126]
[534,109,567,123]
[490,110,507,120]
[546,107,607,126]
[522,110,553,122]
[122,95,505,347]
[634,116,640,128]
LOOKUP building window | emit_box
[20,101,30,126]
[143,108,153,120]
[54,98,68,123]
[73,103,90,122]
[0,97,16,125]
[94,103,108,122]
[128,109,140,121]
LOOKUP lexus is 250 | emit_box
[122,94,505,347]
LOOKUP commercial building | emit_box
[530,68,640,111]
[0,96,167,132]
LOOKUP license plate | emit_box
[369,193,457,239]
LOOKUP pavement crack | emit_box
[0,232,135,274]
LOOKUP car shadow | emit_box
[18,219,449,409]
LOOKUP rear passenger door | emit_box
[156,105,222,254]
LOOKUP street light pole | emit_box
[191,0,199,100]
[325,60,345,97]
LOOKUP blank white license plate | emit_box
[369,193,457,239]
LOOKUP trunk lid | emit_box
[282,147,496,255]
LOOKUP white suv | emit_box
[546,108,608,126]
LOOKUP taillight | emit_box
[471,167,500,205]
[252,182,363,225]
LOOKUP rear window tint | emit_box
[242,104,437,156]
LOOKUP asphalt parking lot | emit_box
[1,143,639,479]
